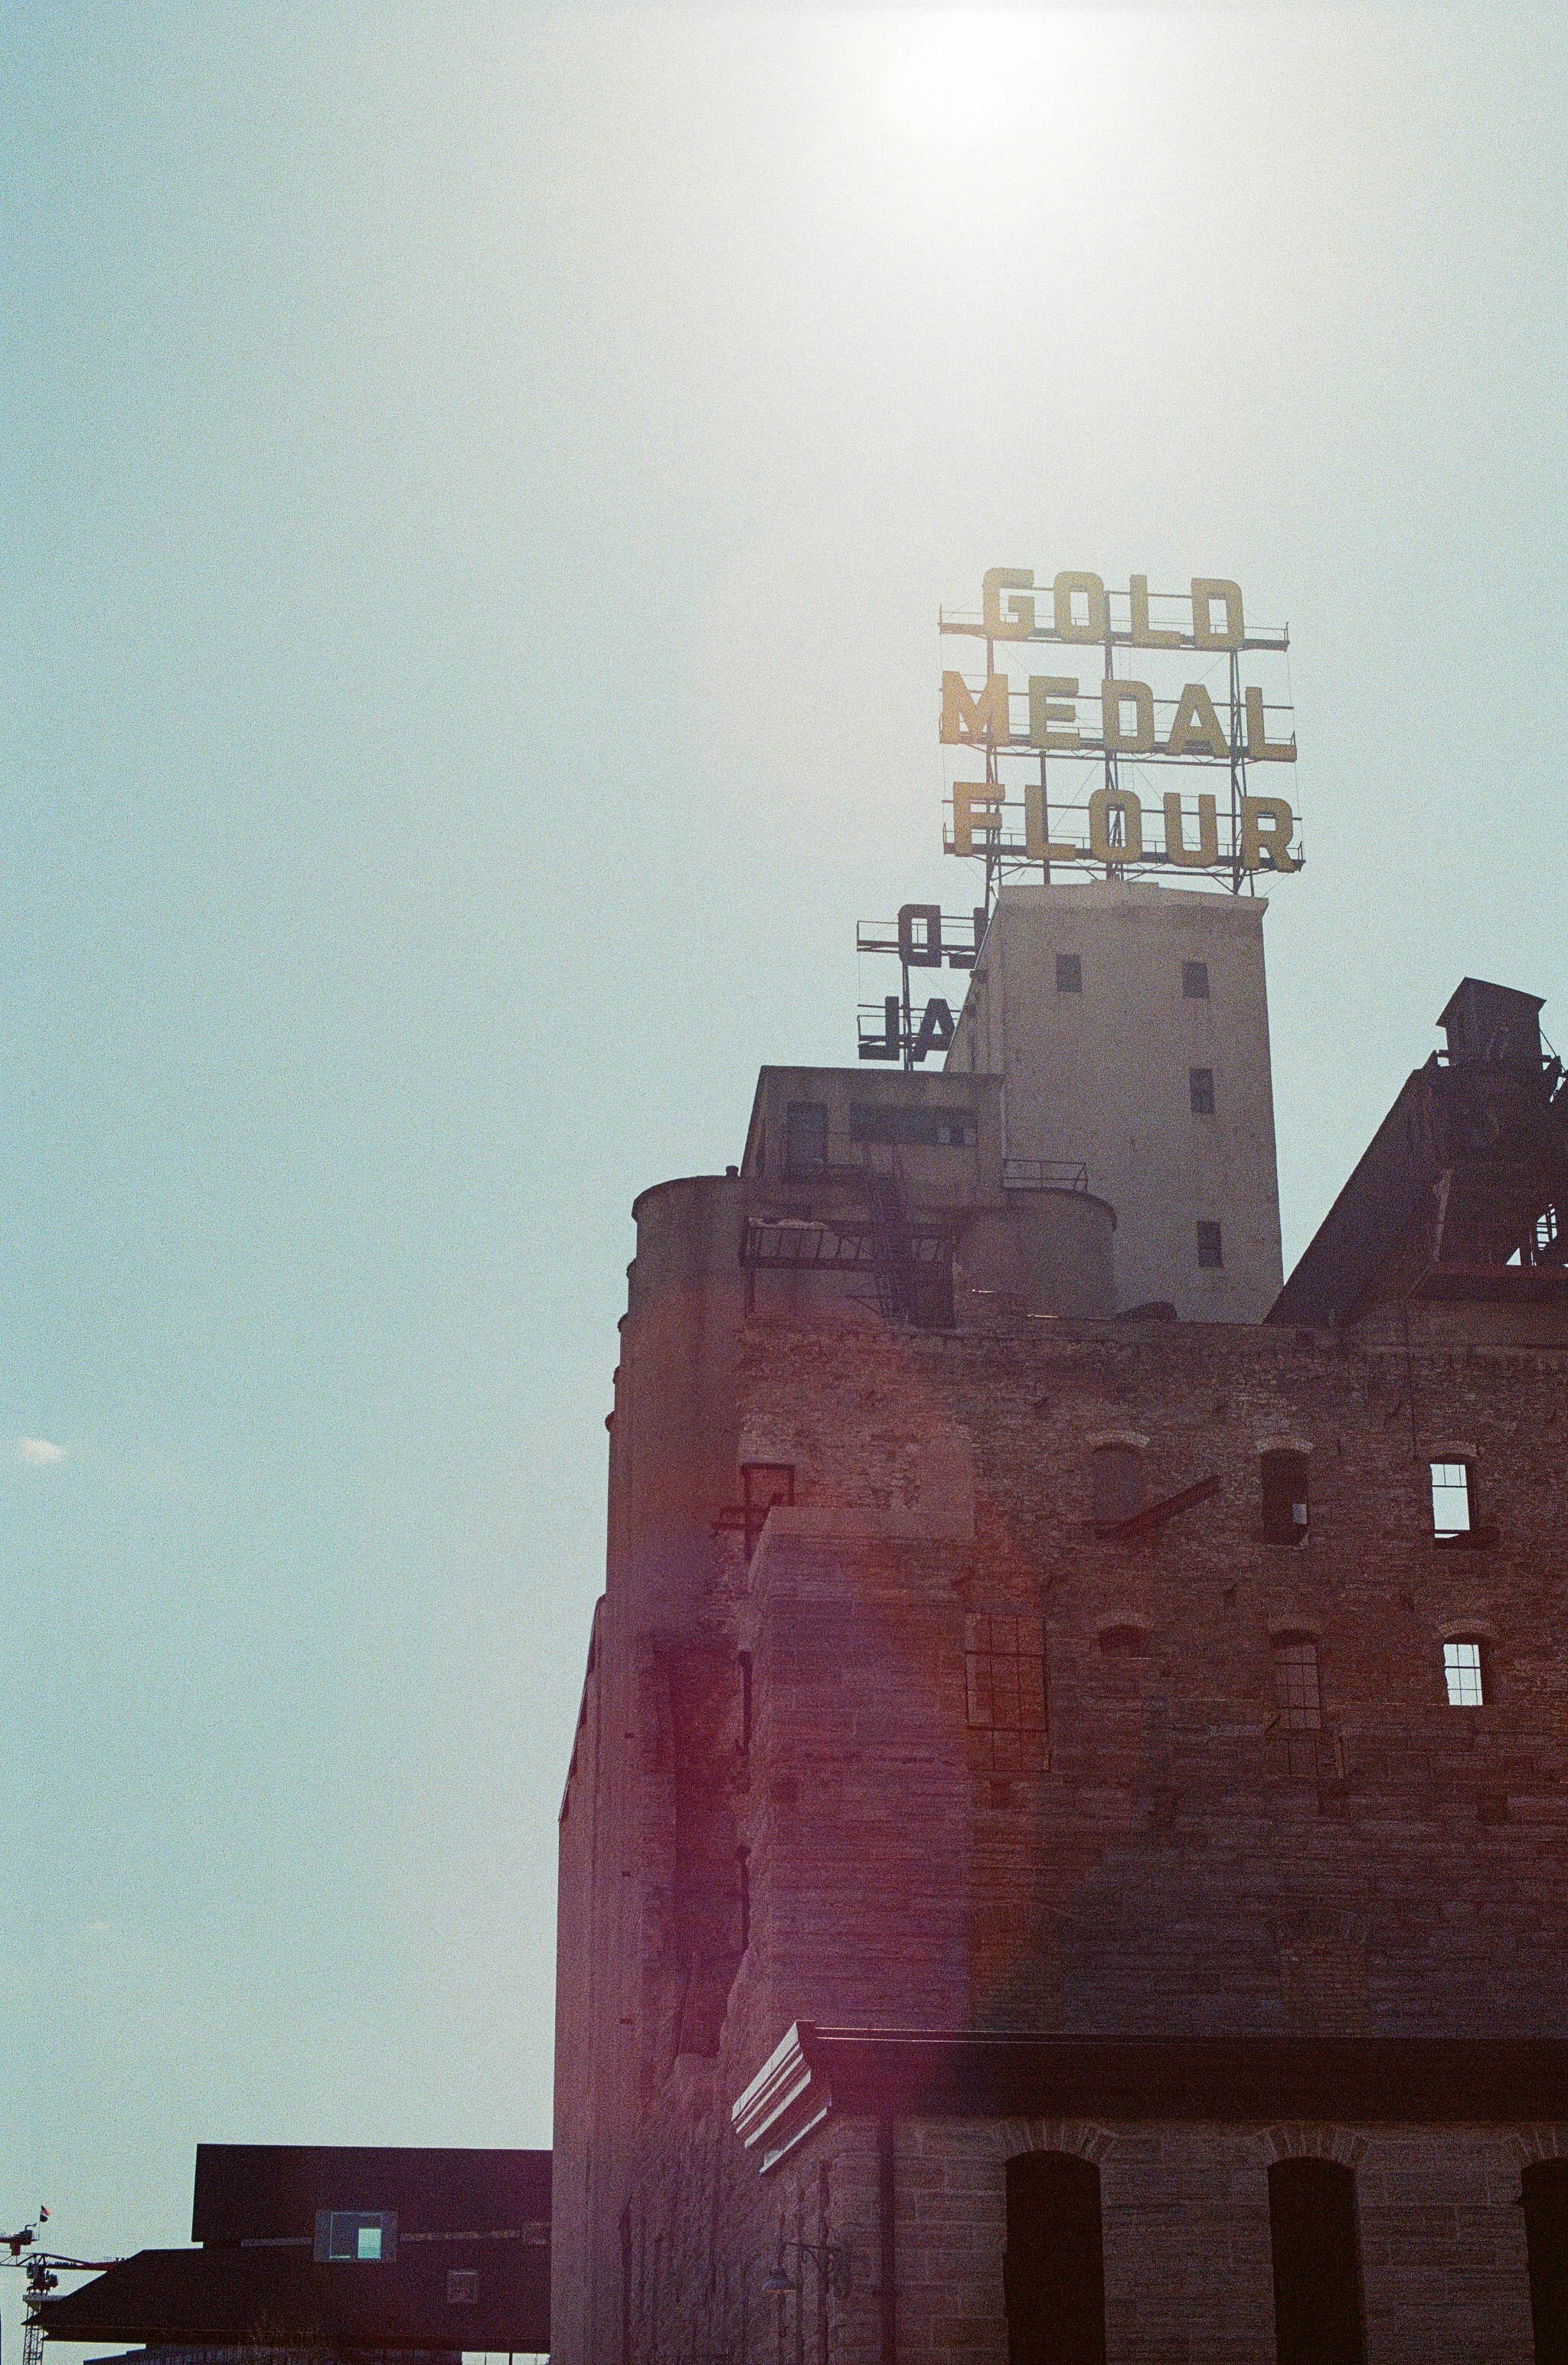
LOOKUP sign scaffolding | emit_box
[858,565,1305,1066]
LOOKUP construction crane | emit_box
[2,2219,118,2365]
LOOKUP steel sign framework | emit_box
[857,568,1304,1066]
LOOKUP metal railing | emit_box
[1002,1156,1089,1193]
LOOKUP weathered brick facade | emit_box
[555,995,1568,2365]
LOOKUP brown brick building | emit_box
[554,897,1568,2365]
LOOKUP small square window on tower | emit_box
[1196,1221,1223,1268]
[1189,1067,1216,1115]
[1055,953,1083,993]
[1182,960,1210,999]
[446,2269,479,2306]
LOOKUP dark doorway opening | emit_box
[1267,2158,1366,2364]
[1003,2151,1106,2365]
[1523,2159,1568,2364]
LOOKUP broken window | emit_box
[1430,1459,1473,1540]
[965,1611,1047,1771]
[1272,1636,1322,1731]
[1055,954,1083,993]
[1189,1066,1216,1115]
[1260,1448,1311,1547]
[1196,1220,1223,1268]
[1182,959,1210,999]
[1443,1637,1486,1707]
[849,1104,978,1147]
[741,1462,794,1555]
[1090,1443,1145,1529]
[315,2212,397,2265]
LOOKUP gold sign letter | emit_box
[982,568,1035,639]
[1101,677,1155,755]
[1053,571,1109,643]
[1024,783,1079,865]
[1245,686,1296,761]
[941,670,1011,745]
[1129,574,1181,649]
[1191,577,1244,649]
[1166,682,1229,759]
[1240,793,1300,872]
[951,783,1004,856]
[1027,675,1080,751]
[1089,786,1145,864]
[1163,793,1220,868]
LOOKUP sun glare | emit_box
[881,17,1018,142]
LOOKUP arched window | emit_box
[1272,1635,1322,1731]
[1522,2159,1568,2365]
[1004,2152,1106,2365]
[1267,2160,1365,2365]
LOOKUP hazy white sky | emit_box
[5,0,1566,2328]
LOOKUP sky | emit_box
[4,0,1568,2336]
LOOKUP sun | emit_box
[880,15,1018,143]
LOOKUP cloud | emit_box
[15,1437,67,1467]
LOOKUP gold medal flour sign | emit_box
[939,568,1301,885]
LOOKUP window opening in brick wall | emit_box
[784,1101,828,1176]
[1522,2160,1568,2365]
[446,2269,479,2305]
[1004,2151,1106,2365]
[1443,1637,1486,1707]
[850,1103,978,1147]
[1189,1066,1216,1115]
[965,1612,1047,1771]
[1267,2160,1366,2365]
[1182,959,1210,999]
[1091,1444,1145,1529]
[1430,1458,1473,1539]
[741,1461,795,1555]
[1196,1220,1223,1268]
[1055,953,1083,993]
[1272,1637,1322,1730]
[315,2211,397,2265]
[1097,1624,1146,1655]
[1260,1448,1311,1547]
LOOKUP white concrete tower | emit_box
[945,880,1283,1320]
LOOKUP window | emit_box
[1090,1444,1145,1530]
[1272,1637,1322,1731]
[849,1104,978,1147]
[446,2270,479,2305]
[1004,2153,1106,2365]
[1189,1066,1216,1115]
[1182,959,1210,999]
[965,1612,1047,1771]
[1097,1624,1146,1656]
[1521,2160,1568,2365]
[741,1461,794,1555]
[315,2211,397,2265]
[784,1101,828,1175]
[1196,1221,1223,1268]
[1055,953,1083,993]
[1430,1459,1472,1539]
[1267,2161,1366,2365]
[1443,1637,1486,1707]
[1260,1448,1310,1547]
